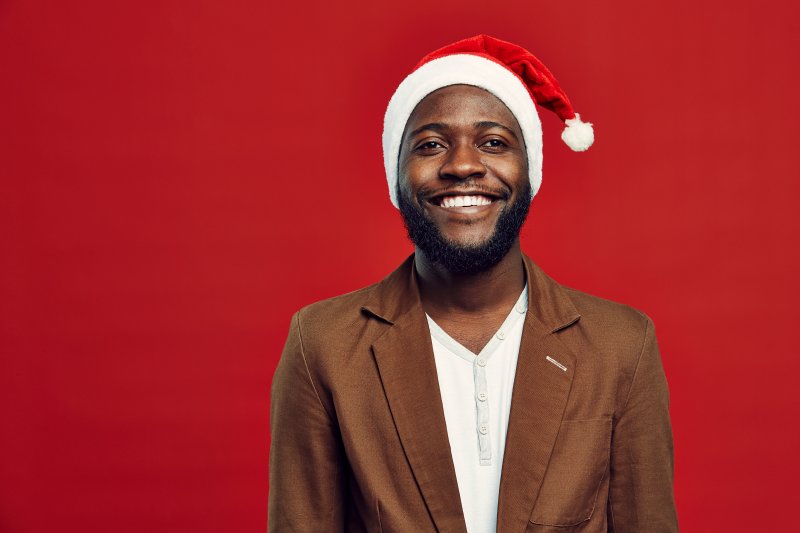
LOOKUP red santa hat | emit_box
[383,34,593,208]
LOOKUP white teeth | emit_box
[440,195,493,208]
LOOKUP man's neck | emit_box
[414,243,526,318]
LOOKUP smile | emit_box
[436,195,495,208]
[426,188,505,209]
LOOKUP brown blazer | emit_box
[269,254,677,532]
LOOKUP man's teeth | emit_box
[440,195,493,208]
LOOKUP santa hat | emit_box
[382,34,593,208]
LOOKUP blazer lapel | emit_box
[495,256,581,532]
[365,256,467,533]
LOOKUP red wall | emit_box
[1,1,798,531]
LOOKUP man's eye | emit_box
[416,141,444,151]
[482,139,507,148]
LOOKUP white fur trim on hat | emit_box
[382,54,542,208]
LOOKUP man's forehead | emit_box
[412,85,509,113]
[405,85,520,132]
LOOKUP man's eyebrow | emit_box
[407,122,447,138]
[475,121,519,139]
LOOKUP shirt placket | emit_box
[474,354,491,466]
[471,291,528,467]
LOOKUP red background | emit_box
[1,1,798,531]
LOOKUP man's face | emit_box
[397,84,531,274]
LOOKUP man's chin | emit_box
[426,236,514,275]
[437,232,496,251]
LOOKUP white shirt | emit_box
[426,286,528,533]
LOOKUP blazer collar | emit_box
[364,254,581,532]
[361,253,581,333]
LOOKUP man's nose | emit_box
[440,142,487,181]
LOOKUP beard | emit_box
[397,181,532,275]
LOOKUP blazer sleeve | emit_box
[268,311,347,532]
[608,317,679,532]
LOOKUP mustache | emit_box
[417,183,511,202]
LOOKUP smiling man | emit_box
[269,35,678,532]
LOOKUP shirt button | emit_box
[478,392,488,402]
[479,425,488,435]
[496,331,506,340]
[477,358,487,367]
[516,305,527,314]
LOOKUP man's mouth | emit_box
[436,195,494,208]
[427,192,503,209]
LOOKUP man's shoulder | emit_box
[562,284,652,329]
[294,282,379,329]
[524,254,653,339]
[556,283,656,368]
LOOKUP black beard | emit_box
[397,182,532,275]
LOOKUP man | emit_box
[269,35,677,532]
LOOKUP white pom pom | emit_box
[561,113,594,152]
